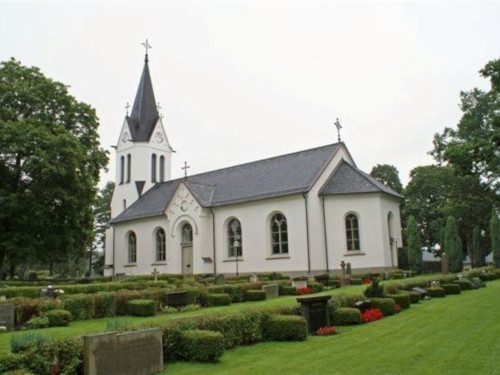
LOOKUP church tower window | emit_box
[159,156,165,182]
[156,228,166,262]
[346,213,361,251]
[228,219,242,257]
[128,232,137,263]
[126,154,131,183]
[120,156,125,184]
[151,154,157,182]
[271,214,288,254]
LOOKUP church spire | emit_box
[126,40,159,142]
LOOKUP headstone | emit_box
[383,271,389,280]
[84,328,163,375]
[340,275,351,287]
[249,274,259,283]
[0,304,14,330]
[296,295,332,333]
[354,300,371,312]
[346,262,352,275]
[152,268,159,282]
[113,273,126,282]
[164,291,188,308]
[214,274,225,285]
[441,252,449,275]
[412,287,429,297]
[262,284,279,299]
[340,261,346,275]
[292,279,308,289]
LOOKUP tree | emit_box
[370,164,403,194]
[491,210,500,267]
[406,215,423,273]
[0,59,108,274]
[472,226,484,268]
[444,216,463,273]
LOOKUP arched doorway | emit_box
[181,223,193,275]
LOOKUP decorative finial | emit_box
[125,102,130,116]
[182,161,190,178]
[334,118,342,143]
[142,39,152,62]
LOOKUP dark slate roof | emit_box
[111,143,341,223]
[319,159,403,198]
[126,57,159,142]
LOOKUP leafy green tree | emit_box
[491,210,500,267]
[472,226,484,268]
[370,164,403,194]
[444,216,463,273]
[0,58,108,274]
[406,215,423,273]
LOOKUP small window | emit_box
[346,214,360,251]
[156,228,166,262]
[128,232,137,263]
[271,214,288,255]
[228,219,242,257]
[120,156,125,184]
[151,154,157,182]
[126,154,131,183]
[159,156,165,182]
[181,223,193,244]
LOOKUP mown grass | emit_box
[166,280,500,375]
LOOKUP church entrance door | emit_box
[181,223,194,275]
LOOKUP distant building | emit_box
[104,53,403,277]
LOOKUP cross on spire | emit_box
[142,39,152,62]
[182,161,190,178]
[334,118,342,143]
[125,102,130,116]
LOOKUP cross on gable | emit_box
[182,161,190,178]
[334,118,342,143]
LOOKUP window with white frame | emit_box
[228,218,242,257]
[128,232,137,263]
[156,228,166,262]
[271,213,288,255]
[345,213,361,251]
[151,154,157,182]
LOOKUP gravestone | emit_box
[249,274,259,283]
[292,279,308,289]
[151,268,159,282]
[214,274,225,285]
[412,287,429,298]
[441,252,449,275]
[340,276,351,287]
[346,262,352,275]
[296,295,332,333]
[84,328,163,375]
[354,300,371,312]
[113,273,126,282]
[164,291,188,308]
[262,284,279,299]
[0,304,14,330]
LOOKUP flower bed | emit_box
[361,308,384,323]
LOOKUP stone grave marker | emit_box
[412,287,429,298]
[249,274,259,283]
[262,284,279,299]
[292,278,308,289]
[296,295,332,333]
[84,328,163,375]
[340,275,351,287]
[0,304,14,330]
[214,274,226,285]
[441,252,449,275]
[164,291,188,308]
[346,262,352,275]
[354,300,371,312]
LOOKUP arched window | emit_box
[128,232,137,263]
[181,223,193,244]
[345,214,360,251]
[120,156,125,184]
[156,228,166,262]
[126,154,131,183]
[159,156,165,182]
[228,219,242,257]
[271,213,288,255]
[151,154,157,182]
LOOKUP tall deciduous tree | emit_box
[0,59,108,274]
[491,210,500,267]
[370,164,403,194]
[444,216,463,273]
[472,226,484,268]
[406,215,423,273]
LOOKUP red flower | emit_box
[297,287,313,295]
[395,304,402,313]
[317,326,336,335]
[361,308,384,323]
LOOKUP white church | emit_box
[104,52,403,277]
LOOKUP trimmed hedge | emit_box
[385,293,411,309]
[308,282,324,293]
[330,307,361,325]
[199,312,262,348]
[125,299,156,317]
[94,292,117,318]
[441,284,461,295]
[45,309,72,327]
[279,285,297,296]
[62,294,95,320]
[453,279,472,290]
[206,293,231,307]
[400,290,421,304]
[369,298,396,316]
[244,290,267,301]
[329,293,364,309]
[262,315,308,342]
[181,330,224,362]
[426,287,446,298]
[350,277,363,285]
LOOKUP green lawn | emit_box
[166,281,500,375]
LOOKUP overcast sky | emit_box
[1,1,499,188]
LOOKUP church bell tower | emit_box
[110,41,173,218]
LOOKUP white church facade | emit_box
[104,53,403,277]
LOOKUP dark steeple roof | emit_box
[126,54,159,142]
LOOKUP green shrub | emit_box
[180,330,224,362]
[115,290,143,315]
[45,309,72,327]
[440,284,461,295]
[308,282,324,293]
[94,292,117,318]
[426,287,446,298]
[0,286,40,299]
[206,293,231,307]
[369,298,396,316]
[240,281,264,292]
[453,279,472,290]
[62,293,95,320]
[10,331,50,353]
[199,312,262,348]
[8,298,44,326]
[244,290,267,301]
[364,278,385,298]
[27,316,49,329]
[262,315,307,342]
[279,285,297,296]
[350,277,363,285]
[208,285,243,302]
[400,291,421,304]
[0,353,25,373]
[385,293,411,309]
[125,299,156,317]
[330,307,361,325]
[329,293,364,309]
[183,287,201,305]
[41,298,64,313]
